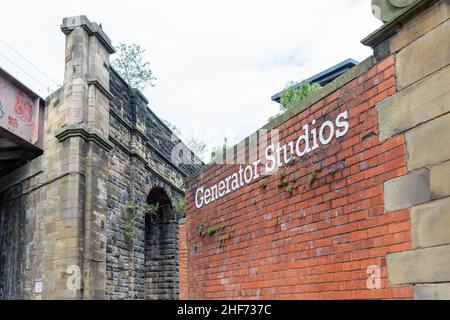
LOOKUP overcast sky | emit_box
[0,0,381,157]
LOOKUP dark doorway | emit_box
[144,188,179,300]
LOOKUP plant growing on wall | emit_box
[270,81,322,121]
[143,202,160,216]
[175,197,186,217]
[210,137,233,163]
[111,42,156,91]
[124,200,160,239]
[124,200,138,239]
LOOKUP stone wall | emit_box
[104,67,201,300]
[365,0,450,300]
[0,158,44,299]
[183,0,449,300]
[0,15,202,300]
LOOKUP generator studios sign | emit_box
[194,111,350,209]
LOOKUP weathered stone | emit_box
[377,65,450,140]
[411,197,450,248]
[390,0,450,52]
[430,161,450,199]
[406,112,450,170]
[387,244,450,285]
[396,20,450,90]
[384,169,430,212]
[415,283,450,300]
[371,0,415,23]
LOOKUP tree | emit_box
[210,137,228,163]
[270,81,322,121]
[186,138,208,161]
[111,43,156,91]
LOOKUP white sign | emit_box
[194,111,350,209]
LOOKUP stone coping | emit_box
[61,15,116,54]
[361,0,441,47]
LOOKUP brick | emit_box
[384,169,430,212]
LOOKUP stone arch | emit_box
[144,187,179,300]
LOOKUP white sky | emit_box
[0,0,381,155]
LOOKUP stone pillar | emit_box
[42,15,115,299]
[363,0,450,299]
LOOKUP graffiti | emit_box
[7,115,19,129]
[15,91,33,126]
[0,99,4,119]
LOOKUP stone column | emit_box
[42,15,115,299]
[363,0,450,299]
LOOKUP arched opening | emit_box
[144,188,179,300]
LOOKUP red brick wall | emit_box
[179,220,188,300]
[185,55,413,299]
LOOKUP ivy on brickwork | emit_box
[196,224,236,247]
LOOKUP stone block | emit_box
[411,197,450,248]
[387,244,450,285]
[377,65,450,140]
[384,169,430,212]
[406,113,450,170]
[390,0,450,53]
[396,20,450,90]
[414,283,450,300]
[430,161,450,199]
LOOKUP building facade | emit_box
[0,15,202,300]
[184,0,450,300]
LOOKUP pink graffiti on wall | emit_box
[15,91,33,125]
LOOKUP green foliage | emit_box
[124,199,159,239]
[280,81,322,112]
[123,219,135,239]
[260,179,268,189]
[210,137,228,163]
[277,181,289,189]
[207,227,218,236]
[143,202,160,216]
[286,185,293,195]
[196,225,206,237]
[111,42,156,91]
[124,200,137,240]
[270,81,322,121]
[175,197,186,217]
[309,170,320,186]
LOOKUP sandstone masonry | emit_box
[0,15,201,300]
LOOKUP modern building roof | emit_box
[271,58,359,103]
